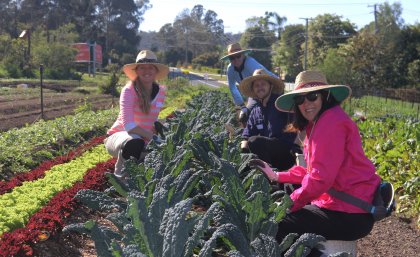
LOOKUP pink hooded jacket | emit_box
[278,106,381,213]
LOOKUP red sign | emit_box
[72,43,102,64]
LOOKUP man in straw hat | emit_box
[220,42,278,126]
[249,71,381,254]
[239,69,298,171]
[104,49,169,178]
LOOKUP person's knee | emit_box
[121,138,145,160]
[247,136,265,151]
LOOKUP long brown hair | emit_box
[133,77,153,114]
[285,90,340,132]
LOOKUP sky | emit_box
[140,0,420,34]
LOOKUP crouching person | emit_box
[104,50,168,178]
[239,69,298,171]
[251,71,381,256]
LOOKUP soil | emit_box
[0,85,117,132]
[29,205,419,257]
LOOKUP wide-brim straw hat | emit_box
[122,50,169,81]
[238,69,285,98]
[275,70,351,112]
[220,42,252,61]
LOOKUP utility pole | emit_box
[368,4,378,34]
[300,18,311,70]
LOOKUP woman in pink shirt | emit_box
[104,50,168,178]
[251,71,381,247]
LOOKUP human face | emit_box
[252,79,271,100]
[296,92,322,122]
[229,54,244,68]
[136,64,158,84]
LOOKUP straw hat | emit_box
[275,70,352,112]
[220,42,252,61]
[238,69,285,98]
[122,50,169,81]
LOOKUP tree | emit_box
[264,11,287,40]
[307,14,356,68]
[272,24,305,80]
[240,26,274,70]
[340,30,379,89]
[157,4,224,65]
[407,59,420,86]
[318,48,352,85]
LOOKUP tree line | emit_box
[0,1,418,90]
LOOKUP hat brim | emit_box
[275,85,352,112]
[238,74,285,98]
[220,49,252,61]
[122,63,169,81]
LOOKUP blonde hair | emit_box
[133,77,152,114]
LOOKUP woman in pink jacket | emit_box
[251,71,381,246]
[104,50,168,178]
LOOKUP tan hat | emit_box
[275,70,352,112]
[220,42,252,61]
[122,50,169,81]
[238,69,285,98]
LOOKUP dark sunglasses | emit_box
[294,92,320,105]
[228,54,242,61]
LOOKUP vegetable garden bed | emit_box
[0,88,418,256]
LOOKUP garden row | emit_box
[63,91,326,257]
[0,86,418,255]
[0,80,209,256]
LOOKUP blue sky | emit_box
[141,0,419,33]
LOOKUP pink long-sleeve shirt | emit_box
[278,106,381,213]
[107,82,166,139]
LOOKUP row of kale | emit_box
[65,91,331,257]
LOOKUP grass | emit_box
[343,95,420,119]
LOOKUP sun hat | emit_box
[122,50,169,81]
[238,69,285,98]
[220,42,252,61]
[275,70,352,112]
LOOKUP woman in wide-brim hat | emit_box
[122,50,169,81]
[250,70,380,254]
[104,50,168,179]
[275,70,351,113]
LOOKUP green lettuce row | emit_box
[0,145,111,236]
[0,109,117,177]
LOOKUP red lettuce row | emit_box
[0,136,106,196]
[0,158,115,257]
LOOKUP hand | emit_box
[238,107,249,123]
[289,200,305,213]
[240,140,249,153]
[249,159,278,182]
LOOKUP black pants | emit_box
[248,136,297,170]
[276,205,375,242]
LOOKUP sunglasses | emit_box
[228,54,242,61]
[294,92,320,105]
